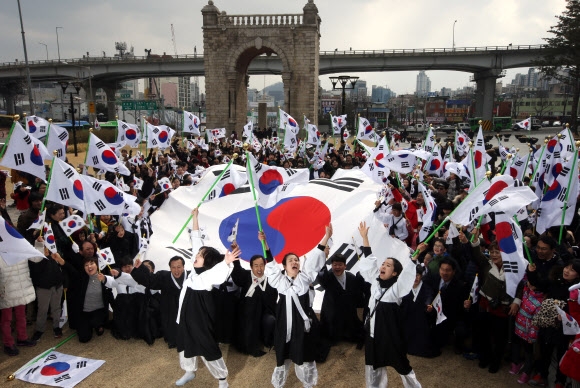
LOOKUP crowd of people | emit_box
[0,125,580,388]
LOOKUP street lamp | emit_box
[38,42,48,60]
[329,75,359,123]
[195,100,205,133]
[56,27,63,62]
[62,63,93,124]
[453,20,457,50]
[59,80,82,157]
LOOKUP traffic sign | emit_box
[121,100,158,111]
[120,93,131,99]
[407,106,415,113]
[121,101,135,111]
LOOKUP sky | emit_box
[0,0,567,95]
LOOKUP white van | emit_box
[456,123,470,131]
[415,123,426,131]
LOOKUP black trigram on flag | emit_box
[64,168,74,179]
[502,260,519,273]
[59,188,70,201]
[188,114,193,120]
[220,170,231,181]
[95,200,106,211]
[92,182,102,191]
[151,139,158,146]
[55,149,63,158]
[469,206,480,222]
[54,374,71,383]
[368,163,375,171]
[76,361,87,368]
[189,124,194,130]
[95,141,105,149]
[14,153,25,166]
[39,125,47,133]
[23,134,32,145]
[25,366,39,376]
[92,156,99,165]
[58,131,67,141]
[378,144,384,151]
[401,161,410,169]
[44,354,57,363]
[152,127,159,134]
[254,162,262,174]
[121,124,128,130]
[310,177,363,192]
[285,168,298,176]
[558,187,568,202]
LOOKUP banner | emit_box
[16,351,104,388]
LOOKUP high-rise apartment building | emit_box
[416,71,431,97]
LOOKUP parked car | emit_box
[456,123,470,131]
[541,120,551,127]
[439,125,456,134]
[553,120,562,126]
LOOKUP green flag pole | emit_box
[512,215,533,265]
[0,116,18,159]
[172,158,237,244]
[7,333,77,381]
[245,151,267,257]
[528,139,547,187]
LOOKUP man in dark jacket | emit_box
[16,192,43,244]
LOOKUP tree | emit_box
[536,0,580,133]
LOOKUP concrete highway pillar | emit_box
[473,69,503,130]
[0,81,23,115]
[102,86,118,122]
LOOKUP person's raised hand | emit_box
[225,246,242,264]
[358,221,369,238]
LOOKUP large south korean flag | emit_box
[147,166,411,275]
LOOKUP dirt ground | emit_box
[0,326,525,388]
[0,147,531,387]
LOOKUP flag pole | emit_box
[245,150,267,257]
[529,139,547,187]
[558,146,578,244]
[6,332,77,381]
[413,175,490,258]
[83,129,93,166]
[44,119,52,148]
[512,215,533,265]
[171,157,237,244]
[0,115,19,159]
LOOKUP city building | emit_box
[416,71,431,97]
[371,85,395,104]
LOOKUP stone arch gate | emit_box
[202,0,320,134]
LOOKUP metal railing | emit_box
[0,44,546,68]
[218,14,303,26]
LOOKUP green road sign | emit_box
[407,106,415,113]
[121,100,158,111]
[120,93,131,99]
[121,101,135,111]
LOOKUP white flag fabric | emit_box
[94,118,101,130]
[331,114,347,135]
[425,143,444,177]
[26,115,50,138]
[30,135,52,162]
[469,274,479,304]
[0,216,42,265]
[418,182,438,242]
[80,175,139,216]
[98,247,115,270]
[247,153,309,208]
[42,223,58,254]
[145,122,172,149]
[306,124,321,146]
[422,127,436,153]
[45,158,85,211]
[242,121,253,140]
[227,218,239,243]
[432,293,447,325]
[278,108,300,134]
[117,120,141,148]
[157,125,176,147]
[45,123,69,160]
[507,154,528,181]
[28,209,46,231]
[58,299,68,328]
[59,215,86,237]
[157,177,172,193]
[85,133,130,176]
[516,117,531,131]
[382,150,417,174]
[536,151,579,234]
[133,177,144,190]
[357,117,375,141]
[0,122,47,181]
[556,306,580,335]
[147,168,411,313]
[454,130,470,157]
[183,111,201,135]
[202,164,247,203]
[495,212,527,298]
[360,136,391,184]
[16,351,104,388]
[207,128,226,144]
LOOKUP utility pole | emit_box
[17,0,35,115]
